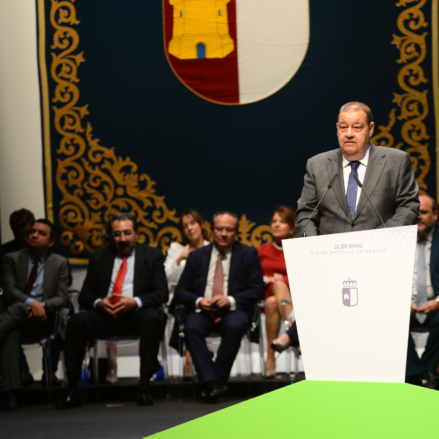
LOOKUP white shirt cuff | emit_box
[228,296,236,310]
[93,298,101,310]
[195,297,202,312]
[134,297,142,309]
[25,298,35,306]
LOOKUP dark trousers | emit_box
[64,307,165,384]
[185,309,250,384]
[406,312,439,377]
[0,303,57,391]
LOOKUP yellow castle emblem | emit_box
[168,0,235,59]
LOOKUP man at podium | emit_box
[272,102,420,355]
[295,102,419,237]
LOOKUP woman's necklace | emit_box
[272,241,283,251]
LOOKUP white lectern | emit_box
[283,225,417,383]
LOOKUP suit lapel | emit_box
[431,226,439,281]
[200,245,212,292]
[133,243,143,297]
[227,242,240,295]
[354,143,386,221]
[17,250,29,291]
[327,150,351,222]
[42,252,54,298]
[103,247,117,296]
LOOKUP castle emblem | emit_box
[168,0,235,59]
[342,279,358,307]
[162,0,310,104]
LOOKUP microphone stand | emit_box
[303,174,339,237]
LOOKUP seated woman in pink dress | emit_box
[257,205,295,377]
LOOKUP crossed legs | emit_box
[265,281,292,376]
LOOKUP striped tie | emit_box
[346,161,360,219]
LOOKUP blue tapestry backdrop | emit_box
[36,0,439,262]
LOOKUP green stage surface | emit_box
[149,380,439,438]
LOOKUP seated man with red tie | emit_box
[56,213,168,409]
[174,211,265,402]
[0,219,69,411]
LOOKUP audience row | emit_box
[0,206,295,410]
[1,192,438,411]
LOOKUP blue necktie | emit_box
[346,161,361,219]
[416,238,428,324]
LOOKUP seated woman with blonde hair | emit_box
[257,205,295,377]
[165,208,210,298]
[165,208,210,377]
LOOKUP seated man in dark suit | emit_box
[56,213,168,409]
[175,211,265,402]
[0,219,69,411]
[1,208,72,387]
[406,194,439,387]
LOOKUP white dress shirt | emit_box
[94,251,142,309]
[342,146,370,209]
[24,253,47,306]
[412,229,435,302]
[195,245,236,311]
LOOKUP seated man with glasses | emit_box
[56,213,168,409]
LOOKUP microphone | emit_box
[353,174,386,228]
[303,174,338,237]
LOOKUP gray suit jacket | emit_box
[0,249,69,317]
[295,143,420,237]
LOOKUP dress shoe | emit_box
[55,391,83,410]
[137,386,154,406]
[42,372,61,387]
[20,370,35,387]
[201,381,227,403]
[209,382,227,402]
[420,372,437,390]
[3,391,18,411]
[271,340,289,354]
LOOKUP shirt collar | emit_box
[420,228,434,244]
[116,252,133,260]
[212,244,232,259]
[342,144,370,168]
[28,252,47,263]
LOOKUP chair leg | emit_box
[258,330,265,378]
[41,336,53,405]
[285,347,291,377]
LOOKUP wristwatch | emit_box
[435,296,439,303]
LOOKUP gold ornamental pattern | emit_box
[47,0,271,260]
[371,0,430,192]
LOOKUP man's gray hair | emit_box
[212,211,239,231]
[339,102,373,125]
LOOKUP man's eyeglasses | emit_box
[112,230,134,238]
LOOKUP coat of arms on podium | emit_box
[342,279,358,307]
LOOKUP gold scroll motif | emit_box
[371,0,430,193]
[48,0,270,260]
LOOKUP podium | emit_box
[151,225,439,439]
[282,225,417,382]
